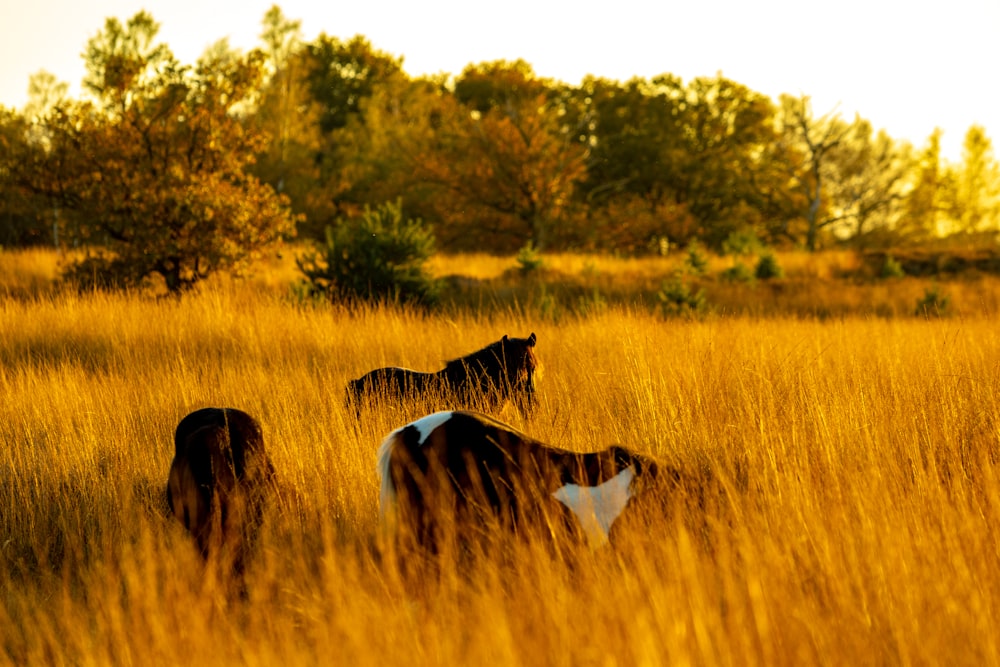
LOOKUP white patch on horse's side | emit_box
[375,411,454,518]
[409,411,454,446]
[552,465,635,547]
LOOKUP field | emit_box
[2,247,1000,665]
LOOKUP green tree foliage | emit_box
[408,61,588,251]
[778,95,854,251]
[293,33,406,235]
[658,277,707,318]
[24,71,69,120]
[824,120,912,244]
[516,241,545,274]
[304,34,403,135]
[684,240,709,275]
[679,76,787,247]
[777,95,915,250]
[902,129,952,239]
[570,75,793,251]
[915,283,951,317]
[0,108,50,246]
[452,59,550,113]
[12,12,296,291]
[952,125,1000,232]
[572,76,697,250]
[754,251,784,280]
[251,7,327,236]
[0,73,74,247]
[297,200,439,305]
[330,76,445,218]
[880,255,905,279]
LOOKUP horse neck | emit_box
[443,350,500,382]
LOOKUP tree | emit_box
[255,5,306,195]
[822,120,912,244]
[571,75,790,252]
[327,74,447,225]
[778,95,853,250]
[250,7,327,236]
[677,76,786,247]
[408,61,588,251]
[283,33,407,236]
[304,34,404,135]
[902,129,953,239]
[15,12,296,291]
[570,76,696,250]
[24,71,69,120]
[0,108,51,246]
[952,125,1000,233]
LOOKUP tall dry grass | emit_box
[0,251,999,665]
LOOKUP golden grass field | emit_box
[1,247,999,665]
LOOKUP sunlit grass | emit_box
[1,271,999,664]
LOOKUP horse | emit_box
[376,410,665,558]
[347,333,539,416]
[166,407,276,572]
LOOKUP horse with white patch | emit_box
[376,410,665,555]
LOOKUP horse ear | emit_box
[502,334,509,342]
[528,332,536,346]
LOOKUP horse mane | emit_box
[443,337,509,375]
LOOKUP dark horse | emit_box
[167,407,276,571]
[376,410,664,555]
[347,333,539,415]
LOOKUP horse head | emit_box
[499,332,540,394]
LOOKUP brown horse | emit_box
[167,407,276,571]
[347,333,540,416]
[376,410,664,556]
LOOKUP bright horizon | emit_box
[2,0,998,163]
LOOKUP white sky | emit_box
[2,0,998,162]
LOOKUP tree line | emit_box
[1,6,998,291]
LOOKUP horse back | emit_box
[348,367,437,405]
[168,423,238,553]
[167,408,273,562]
[173,408,266,469]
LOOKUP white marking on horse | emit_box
[376,411,455,517]
[409,411,454,445]
[552,465,635,547]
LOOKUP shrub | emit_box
[915,284,950,317]
[721,262,754,283]
[658,278,707,318]
[755,251,784,280]
[881,255,906,279]
[721,229,763,257]
[684,241,710,275]
[516,242,545,275]
[296,200,440,306]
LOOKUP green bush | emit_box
[721,261,754,283]
[721,229,763,257]
[658,278,707,318]
[915,284,950,317]
[296,200,440,306]
[516,242,545,275]
[684,241,710,275]
[755,251,784,280]
[881,255,906,279]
